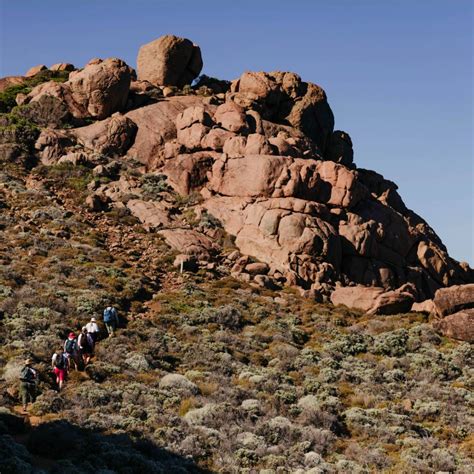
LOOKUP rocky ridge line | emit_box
[1,34,472,327]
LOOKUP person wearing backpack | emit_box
[51,348,69,392]
[77,327,93,366]
[19,359,37,412]
[64,332,78,371]
[103,306,119,337]
[85,317,100,345]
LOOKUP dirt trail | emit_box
[12,405,45,427]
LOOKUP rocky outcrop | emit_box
[158,229,218,260]
[6,34,471,307]
[127,199,172,229]
[23,58,131,120]
[67,58,131,119]
[162,151,219,195]
[229,71,334,153]
[25,65,47,77]
[433,309,474,342]
[330,285,415,315]
[71,114,137,156]
[50,63,75,72]
[411,299,436,314]
[0,76,26,93]
[137,35,202,88]
[125,96,206,168]
[432,284,474,317]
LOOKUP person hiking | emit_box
[85,317,100,345]
[64,332,78,371]
[77,327,93,366]
[103,306,119,337]
[19,359,37,412]
[51,348,69,392]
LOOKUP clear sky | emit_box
[1,0,472,264]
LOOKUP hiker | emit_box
[85,317,100,345]
[78,327,93,366]
[19,359,37,412]
[51,348,69,392]
[64,332,79,371]
[103,305,119,337]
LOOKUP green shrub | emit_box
[0,70,69,114]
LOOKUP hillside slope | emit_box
[0,35,473,473]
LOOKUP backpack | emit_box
[86,333,94,347]
[54,354,65,369]
[104,307,115,323]
[65,339,76,354]
[80,334,91,351]
[20,366,34,383]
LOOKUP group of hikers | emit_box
[19,306,119,412]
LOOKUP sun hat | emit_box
[91,318,96,322]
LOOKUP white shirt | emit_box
[85,322,99,333]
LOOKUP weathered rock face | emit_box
[67,58,131,119]
[432,284,474,317]
[230,71,334,154]
[71,114,137,156]
[205,196,340,287]
[127,199,172,229]
[125,96,207,168]
[433,309,474,342]
[23,58,131,120]
[330,285,415,315]
[137,35,203,88]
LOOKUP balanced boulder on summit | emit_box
[137,34,203,87]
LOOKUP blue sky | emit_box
[1,0,472,264]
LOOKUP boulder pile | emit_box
[3,34,473,312]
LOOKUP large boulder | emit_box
[25,58,131,120]
[158,229,218,260]
[432,284,474,317]
[70,114,137,156]
[126,199,172,229]
[25,64,47,77]
[433,309,474,342]
[137,35,203,88]
[411,299,436,314]
[50,62,75,72]
[214,101,248,133]
[13,94,72,128]
[330,285,414,315]
[67,58,131,119]
[0,76,26,94]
